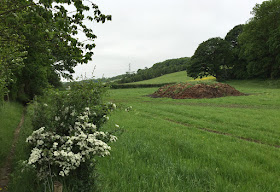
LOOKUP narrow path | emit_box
[0,108,25,192]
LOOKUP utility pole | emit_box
[127,63,133,74]
[128,63,131,74]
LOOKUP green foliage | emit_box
[225,24,244,48]
[0,0,27,102]
[188,0,280,80]
[26,80,116,191]
[0,0,111,102]
[31,80,111,131]
[225,24,248,79]
[119,57,190,83]
[186,37,232,81]
[239,0,280,79]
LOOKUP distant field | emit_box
[97,80,280,191]
[128,71,216,84]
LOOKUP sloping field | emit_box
[97,80,280,191]
[129,71,216,84]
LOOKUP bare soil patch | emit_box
[150,83,244,99]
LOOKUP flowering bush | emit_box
[26,107,117,179]
[25,81,118,191]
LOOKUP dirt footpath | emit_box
[0,109,25,192]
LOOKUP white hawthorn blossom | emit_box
[112,103,116,109]
[25,108,117,179]
[28,148,42,164]
[103,115,109,120]
[55,116,60,121]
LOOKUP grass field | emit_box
[128,71,216,84]
[4,75,280,191]
[0,102,23,167]
[96,78,280,191]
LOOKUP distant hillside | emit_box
[128,71,216,84]
[118,57,190,83]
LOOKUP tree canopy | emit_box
[186,37,232,81]
[239,0,280,79]
[0,0,111,103]
[224,24,248,79]
[187,0,280,81]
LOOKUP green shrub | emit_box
[20,80,118,191]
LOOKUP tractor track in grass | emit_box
[137,109,280,149]
[164,118,280,149]
[142,100,280,110]
[0,108,25,192]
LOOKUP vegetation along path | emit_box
[0,108,25,191]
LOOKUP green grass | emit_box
[8,107,42,192]
[128,71,216,85]
[5,77,280,191]
[128,71,193,84]
[96,79,280,192]
[0,102,23,167]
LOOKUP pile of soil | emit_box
[150,83,244,99]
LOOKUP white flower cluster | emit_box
[107,102,117,111]
[125,106,133,112]
[26,107,117,179]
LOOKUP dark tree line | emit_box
[119,57,190,83]
[187,0,280,81]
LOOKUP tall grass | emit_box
[0,102,23,167]
[8,107,43,192]
[96,80,280,191]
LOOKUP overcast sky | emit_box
[73,0,266,79]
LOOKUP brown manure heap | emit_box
[150,82,244,99]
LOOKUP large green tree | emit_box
[0,0,111,102]
[239,0,280,79]
[0,0,27,102]
[225,24,248,79]
[186,37,232,81]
